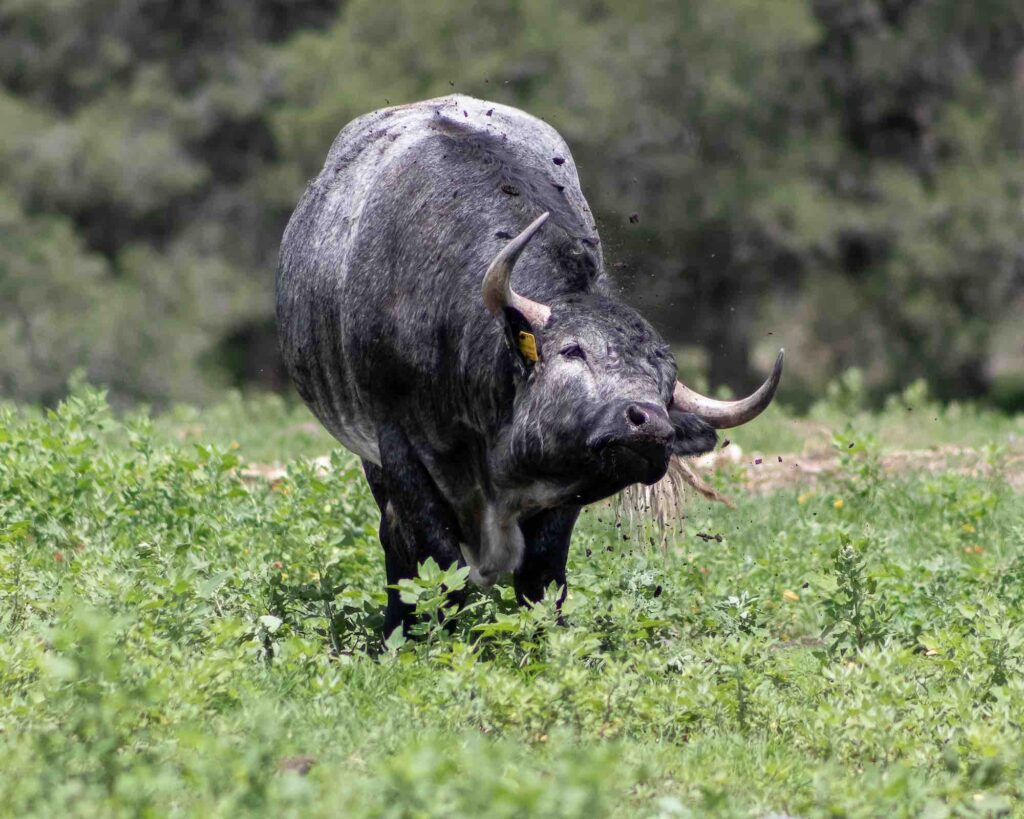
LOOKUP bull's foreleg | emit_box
[366,427,466,635]
[363,460,415,636]
[514,506,581,607]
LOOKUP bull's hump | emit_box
[325,95,567,176]
[318,95,600,247]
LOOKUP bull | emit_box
[276,96,782,634]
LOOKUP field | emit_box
[2,381,1023,818]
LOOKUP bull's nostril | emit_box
[626,404,649,428]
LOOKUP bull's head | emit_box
[483,212,782,505]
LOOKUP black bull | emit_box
[276,96,782,634]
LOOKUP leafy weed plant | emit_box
[1,385,1023,817]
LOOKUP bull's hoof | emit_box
[468,566,499,587]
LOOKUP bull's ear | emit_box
[502,307,543,366]
[481,212,552,368]
[668,408,718,456]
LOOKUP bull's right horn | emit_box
[673,349,784,429]
[481,211,552,328]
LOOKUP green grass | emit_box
[1,384,1023,817]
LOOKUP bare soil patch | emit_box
[696,444,1024,495]
[238,443,1024,498]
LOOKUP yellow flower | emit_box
[833,498,844,510]
[797,492,812,505]
[783,589,800,602]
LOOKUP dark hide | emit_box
[277,96,716,633]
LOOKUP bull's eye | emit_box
[560,343,586,360]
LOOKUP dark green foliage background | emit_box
[2,0,1022,407]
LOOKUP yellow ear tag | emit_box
[517,331,539,362]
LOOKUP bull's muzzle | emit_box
[587,400,674,486]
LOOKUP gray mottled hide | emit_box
[278,95,603,453]
[277,96,707,589]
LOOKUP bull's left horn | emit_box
[673,349,784,429]
[481,211,552,328]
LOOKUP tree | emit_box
[1,0,1021,405]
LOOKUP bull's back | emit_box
[276,96,604,461]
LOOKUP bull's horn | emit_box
[673,349,784,429]
[481,211,552,328]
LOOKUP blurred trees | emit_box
[0,0,338,402]
[1,0,1022,406]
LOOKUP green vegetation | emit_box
[2,0,1023,407]
[4,2,1021,812]
[2,385,1023,817]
